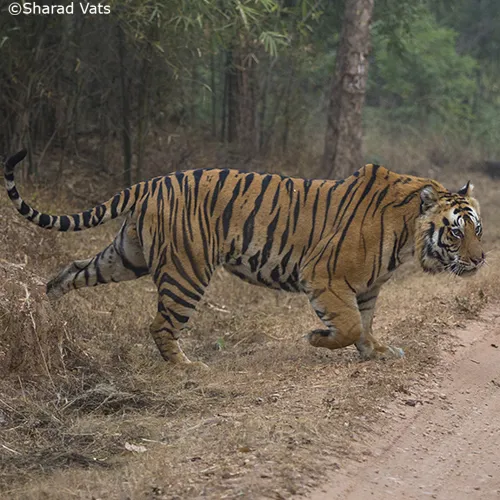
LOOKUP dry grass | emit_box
[1,142,499,499]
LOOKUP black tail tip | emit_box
[4,149,27,171]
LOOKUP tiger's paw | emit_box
[171,360,210,372]
[387,346,405,358]
[358,344,405,361]
[306,329,338,349]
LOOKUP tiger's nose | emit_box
[471,253,485,265]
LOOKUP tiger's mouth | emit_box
[420,248,485,277]
[448,259,484,277]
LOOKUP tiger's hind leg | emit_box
[46,220,148,300]
[149,259,212,367]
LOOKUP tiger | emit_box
[3,149,484,367]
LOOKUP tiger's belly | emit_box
[223,260,302,293]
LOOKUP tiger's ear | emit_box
[420,185,439,212]
[457,181,474,197]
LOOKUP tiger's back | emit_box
[135,165,416,296]
[136,168,339,293]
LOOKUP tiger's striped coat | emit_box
[3,150,484,365]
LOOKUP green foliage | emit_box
[166,0,322,56]
[4,0,500,165]
[371,10,478,126]
[373,0,426,54]
[215,337,227,350]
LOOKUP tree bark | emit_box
[117,23,132,187]
[322,0,374,178]
[210,46,217,139]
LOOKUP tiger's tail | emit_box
[3,149,140,231]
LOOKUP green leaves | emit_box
[371,9,478,126]
[259,31,288,57]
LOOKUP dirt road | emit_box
[308,308,500,500]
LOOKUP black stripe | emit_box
[292,191,300,232]
[242,173,255,195]
[280,245,294,274]
[388,231,399,271]
[318,184,338,240]
[218,169,230,189]
[39,214,51,227]
[94,252,107,283]
[333,167,379,271]
[170,248,206,296]
[242,176,272,253]
[120,189,131,213]
[210,177,222,216]
[110,194,121,218]
[160,288,198,309]
[198,209,212,270]
[7,188,19,200]
[270,183,281,213]
[332,176,359,229]
[367,255,377,288]
[270,265,281,283]
[167,307,190,324]
[248,251,260,273]
[137,193,150,247]
[345,278,357,295]
[376,209,387,279]
[59,215,70,231]
[308,189,320,248]
[19,201,30,216]
[260,208,281,267]
[303,179,312,203]
[222,178,242,240]
[160,273,202,302]
[192,169,203,202]
[373,185,389,215]
[175,172,185,192]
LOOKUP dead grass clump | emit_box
[0,256,81,378]
[61,383,152,413]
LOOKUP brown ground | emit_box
[308,306,500,500]
[1,146,499,499]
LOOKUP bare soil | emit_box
[308,306,500,500]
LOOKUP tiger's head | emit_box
[415,182,484,277]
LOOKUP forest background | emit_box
[1,0,499,184]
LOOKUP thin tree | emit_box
[322,0,375,178]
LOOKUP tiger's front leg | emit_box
[306,282,404,360]
[306,283,364,351]
[354,287,404,360]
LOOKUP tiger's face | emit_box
[416,182,484,277]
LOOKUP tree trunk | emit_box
[117,23,132,187]
[258,57,276,152]
[281,68,294,153]
[220,50,230,143]
[136,41,153,182]
[210,46,217,139]
[235,49,257,156]
[227,50,238,144]
[322,0,374,179]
